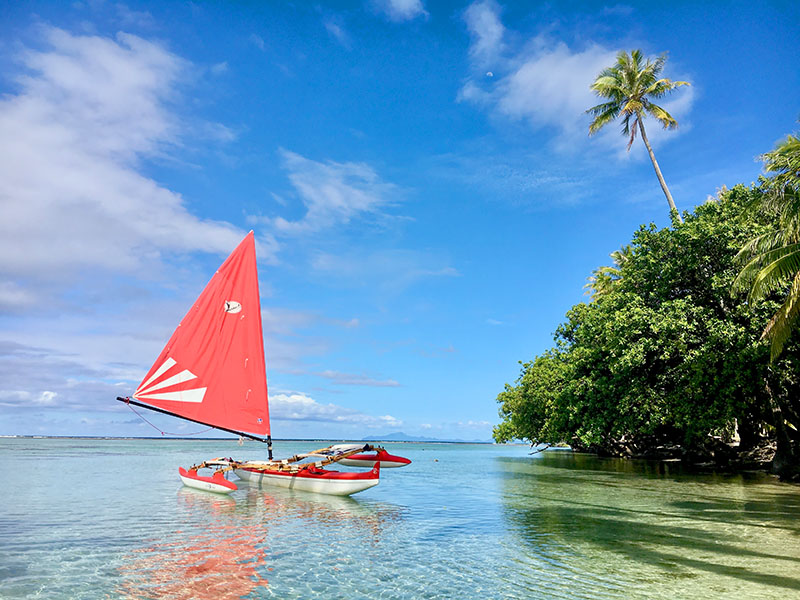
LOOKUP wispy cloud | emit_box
[324,18,352,49]
[372,0,428,23]
[316,370,401,387]
[260,307,362,374]
[210,61,229,75]
[426,150,582,205]
[114,4,156,28]
[262,149,398,234]
[311,248,459,292]
[270,392,402,428]
[249,33,266,51]
[0,27,255,311]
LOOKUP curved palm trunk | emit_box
[639,119,683,224]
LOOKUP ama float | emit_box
[117,231,409,495]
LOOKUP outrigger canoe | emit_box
[117,232,410,496]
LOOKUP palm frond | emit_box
[650,53,667,75]
[620,112,632,137]
[735,229,794,264]
[747,244,800,302]
[590,75,626,95]
[627,116,639,151]
[587,101,621,135]
[762,272,800,361]
[645,78,690,98]
[645,103,678,129]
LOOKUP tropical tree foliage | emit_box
[584,245,631,301]
[495,185,800,480]
[587,50,690,222]
[734,132,800,360]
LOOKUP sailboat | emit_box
[117,231,410,495]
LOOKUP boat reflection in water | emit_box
[116,485,406,598]
[116,490,267,600]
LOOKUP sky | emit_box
[1,0,798,442]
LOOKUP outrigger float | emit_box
[117,232,410,496]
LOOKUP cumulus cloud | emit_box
[372,0,428,22]
[458,2,694,152]
[0,27,255,311]
[270,392,402,428]
[493,41,618,140]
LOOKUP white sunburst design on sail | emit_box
[134,357,208,403]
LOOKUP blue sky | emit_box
[1,0,798,441]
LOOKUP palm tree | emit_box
[587,50,690,223]
[585,245,632,301]
[734,132,800,361]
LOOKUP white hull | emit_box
[179,472,236,494]
[234,468,379,496]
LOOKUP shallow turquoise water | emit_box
[1,438,799,599]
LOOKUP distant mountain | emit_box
[362,431,490,443]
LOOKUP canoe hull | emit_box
[338,450,411,468]
[179,467,237,494]
[234,464,379,496]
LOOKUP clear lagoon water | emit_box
[1,438,799,599]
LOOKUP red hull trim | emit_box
[179,467,238,491]
[346,449,411,466]
[240,464,379,480]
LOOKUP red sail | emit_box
[133,232,269,437]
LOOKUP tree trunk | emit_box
[766,376,800,481]
[639,119,683,224]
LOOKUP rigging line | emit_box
[117,397,268,442]
[125,401,214,437]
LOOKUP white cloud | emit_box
[266,149,398,234]
[270,392,402,428]
[373,0,428,22]
[459,4,694,152]
[463,0,505,66]
[0,27,255,310]
[494,41,618,142]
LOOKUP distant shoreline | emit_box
[0,434,501,445]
